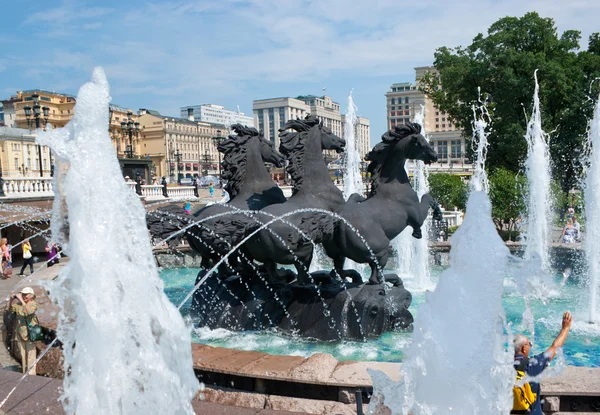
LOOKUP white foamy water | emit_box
[37,68,198,414]
[343,92,363,199]
[584,93,600,323]
[524,70,552,270]
[370,192,514,414]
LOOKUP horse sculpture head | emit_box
[278,115,345,155]
[258,134,285,167]
[366,123,437,196]
[367,123,437,166]
[389,123,437,164]
[218,124,285,198]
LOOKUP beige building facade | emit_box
[386,66,471,175]
[0,90,75,177]
[0,127,50,178]
[138,110,225,183]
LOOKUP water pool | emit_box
[161,267,600,367]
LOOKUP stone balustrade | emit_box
[1,177,54,198]
[140,185,166,200]
[166,186,196,200]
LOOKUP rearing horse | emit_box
[244,115,346,284]
[148,124,286,274]
[323,123,439,285]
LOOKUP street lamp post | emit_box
[211,129,223,182]
[174,148,182,183]
[23,93,49,177]
[120,111,140,159]
[202,150,212,177]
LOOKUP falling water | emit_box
[343,92,363,199]
[370,94,513,414]
[584,93,600,323]
[37,68,199,414]
[524,70,552,270]
[471,88,491,193]
[391,107,431,290]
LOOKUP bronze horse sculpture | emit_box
[243,115,346,284]
[323,123,441,285]
[147,124,286,274]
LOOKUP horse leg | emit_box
[295,250,314,285]
[367,249,388,285]
[410,194,434,239]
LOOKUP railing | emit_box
[141,185,166,200]
[165,186,196,200]
[2,177,54,198]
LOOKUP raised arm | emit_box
[545,311,572,361]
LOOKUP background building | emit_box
[0,127,43,177]
[253,97,310,147]
[253,95,344,152]
[180,104,253,128]
[341,115,371,160]
[386,66,471,176]
[0,90,75,177]
[138,110,225,183]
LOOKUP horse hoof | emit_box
[412,230,422,239]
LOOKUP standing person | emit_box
[512,312,573,415]
[209,182,215,198]
[1,238,12,279]
[184,201,191,215]
[8,287,39,375]
[18,239,34,276]
[45,242,60,267]
[558,218,578,244]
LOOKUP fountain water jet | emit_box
[584,92,600,323]
[369,93,513,414]
[391,107,432,291]
[37,68,199,414]
[524,70,552,270]
[343,91,363,200]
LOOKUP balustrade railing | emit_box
[166,186,196,200]
[2,177,54,198]
[0,177,199,202]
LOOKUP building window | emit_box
[437,141,448,159]
[391,98,396,105]
[442,124,446,128]
[279,108,285,126]
[405,97,409,104]
[14,158,18,170]
[451,140,462,158]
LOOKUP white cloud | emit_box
[11,0,600,133]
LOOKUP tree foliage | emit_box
[488,168,527,241]
[428,173,468,210]
[421,12,600,194]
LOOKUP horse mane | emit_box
[365,123,421,197]
[219,124,261,198]
[279,115,321,195]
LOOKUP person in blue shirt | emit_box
[513,311,572,414]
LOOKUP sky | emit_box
[1,0,599,145]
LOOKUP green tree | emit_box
[488,168,527,241]
[421,12,600,195]
[428,173,468,210]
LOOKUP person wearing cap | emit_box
[8,287,39,375]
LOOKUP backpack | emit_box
[513,357,536,412]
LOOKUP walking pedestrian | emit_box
[18,239,34,276]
